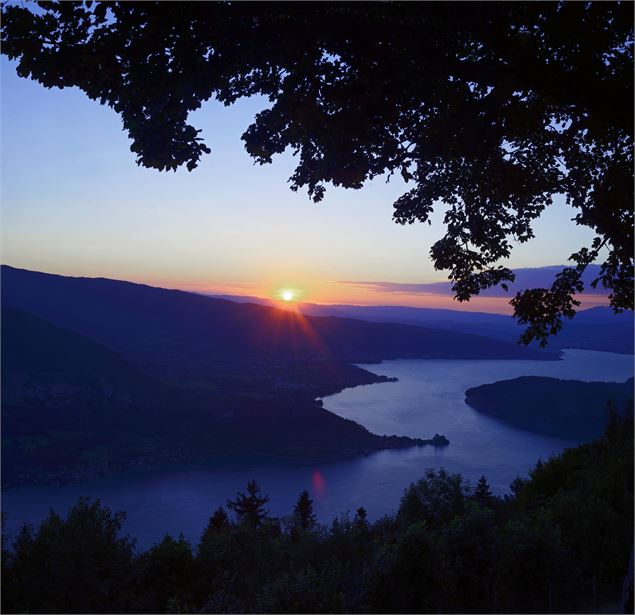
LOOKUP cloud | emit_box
[339,280,449,294]
[340,265,609,298]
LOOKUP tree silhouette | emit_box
[198,506,230,558]
[473,475,494,508]
[1,2,632,342]
[2,497,136,613]
[138,534,195,612]
[227,479,270,527]
[293,490,316,530]
[353,506,369,532]
[207,506,230,533]
[398,468,470,527]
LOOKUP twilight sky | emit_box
[1,57,604,313]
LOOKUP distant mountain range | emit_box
[0,266,557,377]
[296,304,633,355]
[465,376,634,441]
[209,296,633,355]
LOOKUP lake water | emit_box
[2,349,632,549]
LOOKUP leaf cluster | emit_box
[1,2,632,341]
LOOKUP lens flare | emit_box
[312,470,327,500]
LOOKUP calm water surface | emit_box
[3,349,632,548]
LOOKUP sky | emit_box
[0,57,605,314]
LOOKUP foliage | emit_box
[398,467,471,527]
[254,563,347,614]
[473,475,495,508]
[496,509,573,612]
[1,2,632,343]
[2,410,633,613]
[202,506,230,537]
[137,534,196,613]
[4,497,137,613]
[293,489,316,530]
[226,479,270,527]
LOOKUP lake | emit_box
[2,349,632,549]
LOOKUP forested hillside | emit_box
[3,408,632,614]
[465,376,634,441]
[2,308,439,488]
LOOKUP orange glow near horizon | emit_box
[10,262,609,316]
[172,278,611,315]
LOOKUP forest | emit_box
[2,406,632,614]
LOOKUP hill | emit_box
[2,306,156,405]
[465,376,634,441]
[1,266,557,393]
[279,303,633,355]
[1,307,443,487]
[206,263,633,355]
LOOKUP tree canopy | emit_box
[227,479,270,527]
[1,1,632,344]
[293,489,316,530]
[3,411,634,613]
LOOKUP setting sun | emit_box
[274,286,305,303]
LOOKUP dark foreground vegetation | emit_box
[2,409,632,614]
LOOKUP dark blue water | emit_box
[3,349,632,549]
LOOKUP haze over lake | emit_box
[3,349,632,549]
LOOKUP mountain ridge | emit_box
[232,300,632,355]
[2,307,445,488]
[1,265,559,376]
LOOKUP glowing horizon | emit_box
[2,261,609,316]
[1,57,609,318]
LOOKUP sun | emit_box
[275,286,304,303]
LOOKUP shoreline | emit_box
[1,431,451,491]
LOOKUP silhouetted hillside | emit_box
[1,308,442,487]
[1,266,558,392]
[465,376,634,441]
[263,302,634,355]
[2,306,156,406]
